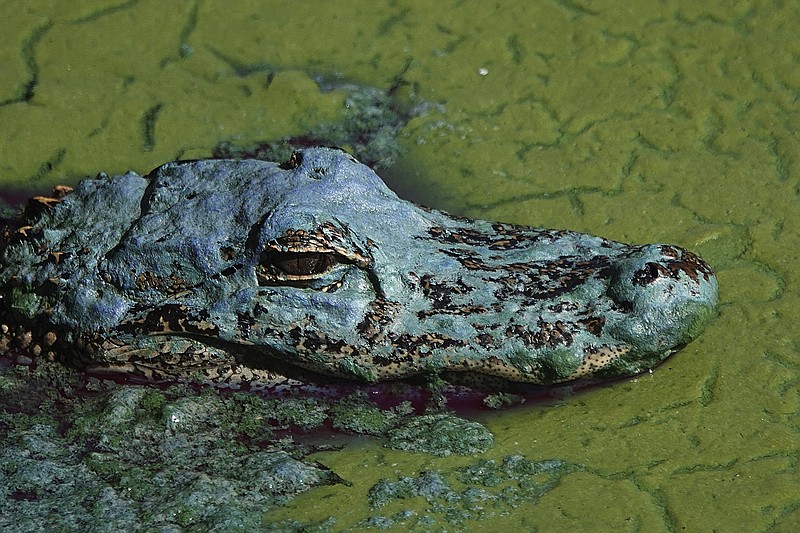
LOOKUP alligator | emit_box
[0,147,717,389]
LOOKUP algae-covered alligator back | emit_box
[0,148,717,389]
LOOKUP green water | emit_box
[1,1,798,531]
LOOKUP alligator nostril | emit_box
[631,262,666,286]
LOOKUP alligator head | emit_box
[0,147,717,388]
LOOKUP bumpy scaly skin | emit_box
[0,148,717,388]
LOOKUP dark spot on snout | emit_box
[632,247,715,287]
[665,247,715,283]
[632,262,667,286]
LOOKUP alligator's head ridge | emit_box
[0,148,717,388]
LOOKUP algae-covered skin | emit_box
[0,148,716,388]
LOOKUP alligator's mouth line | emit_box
[73,318,635,390]
[84,331,647,394]
[84,334,344,388]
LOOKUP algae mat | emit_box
[1,1,799,531]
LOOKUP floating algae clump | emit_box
[363,455,578,530]
[0,361,340,532]
[386,412,494,456]
[0,358,498,531]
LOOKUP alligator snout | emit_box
[382,221,719,385]
[606,244,718,355]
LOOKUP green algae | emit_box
[386,413,494,457]
[482,391,525,410]
[0,358,497,531]
[362,456,576,529]
[213,78,425,170]
[329,392,414,436]
[0,362,343,532]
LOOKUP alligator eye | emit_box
[257,250,341,287]
[267,251,334,276]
